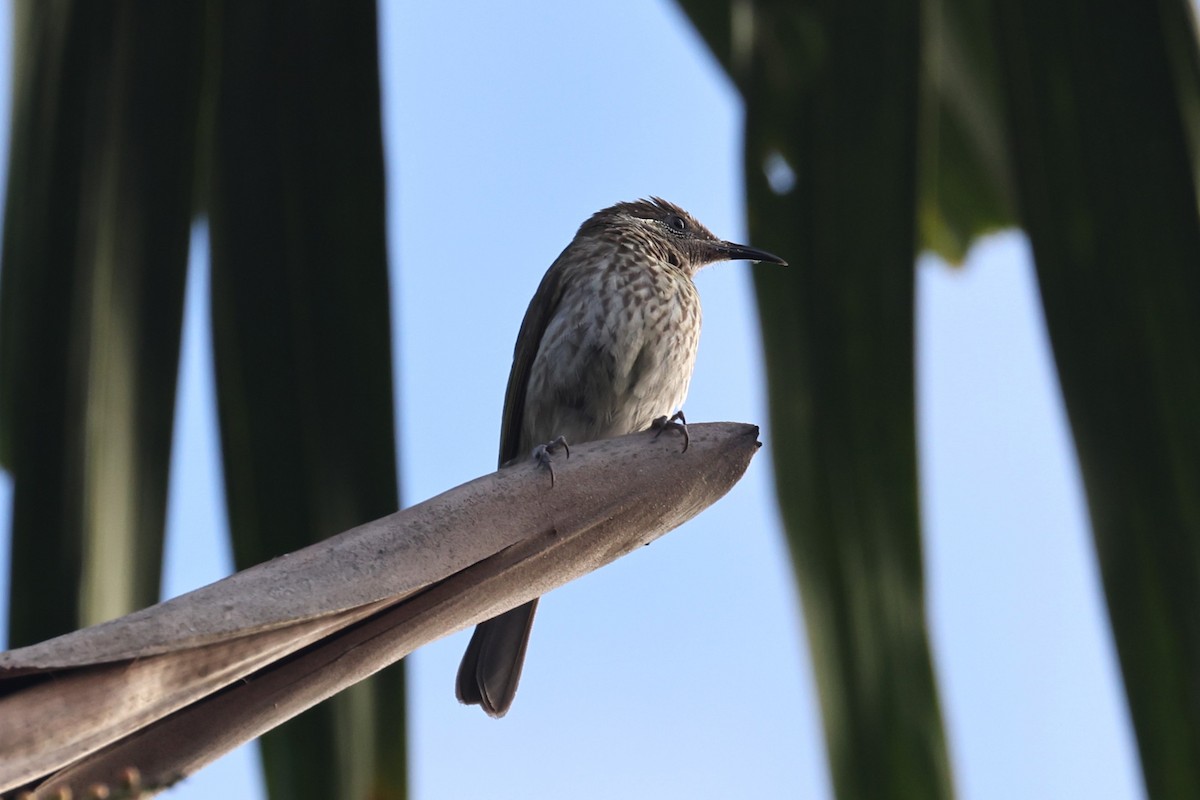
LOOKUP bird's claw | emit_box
[532,435,570,487]
[651,410,689,452]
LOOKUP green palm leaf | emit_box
[0,2,404,797]
[676,0,1200,797]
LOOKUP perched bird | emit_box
[456,197,786,717]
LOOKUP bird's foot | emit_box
[531,435,570,487]
[651,410,689,453]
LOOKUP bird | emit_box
[455,197,786,717]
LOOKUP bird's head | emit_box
[577,197,787,276]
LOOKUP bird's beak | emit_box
[715,240,788,266]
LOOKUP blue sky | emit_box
[0,2,1143,798]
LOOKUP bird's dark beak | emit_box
[715,240,788,266]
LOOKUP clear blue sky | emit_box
[0,2,1143,798]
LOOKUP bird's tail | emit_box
[455,599,539,718]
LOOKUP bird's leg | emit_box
[651,410,689,453]
[531,435,570,487]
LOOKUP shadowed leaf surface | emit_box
[675,3,953,797]
[994,0,1200,795]
[206,3,402,797]
[0,2,405,797]
[0,0,204,648]
[678,1,1200,797]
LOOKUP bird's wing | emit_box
[498,250,572,466]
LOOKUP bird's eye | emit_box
[665,214,687,235]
